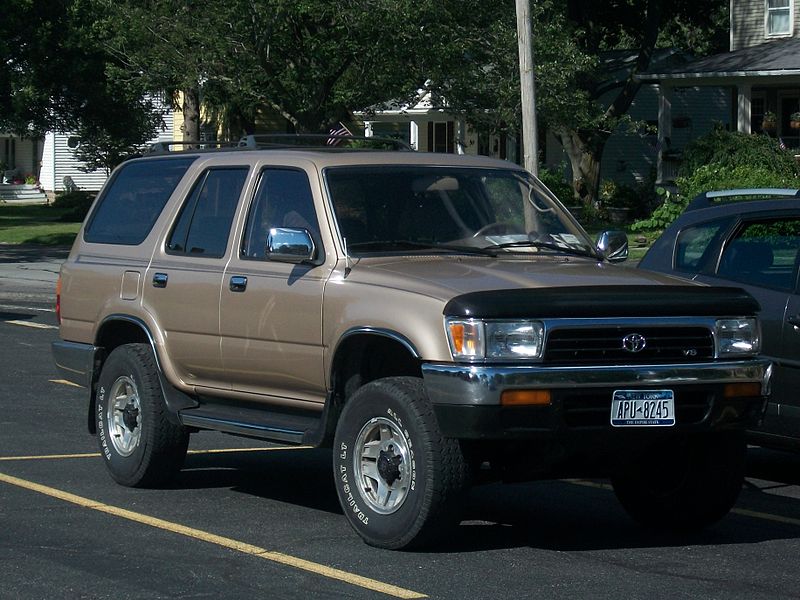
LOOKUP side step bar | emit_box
[178,401,330,446]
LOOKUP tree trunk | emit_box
[557,129,609,207]
[182,88,200,143]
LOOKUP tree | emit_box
[435,0,729,205]
[0,0,160,149]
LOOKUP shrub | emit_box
[53,191,95,222]
[679,126,797,178]
[537,164,574,204]
[631,163,797,232]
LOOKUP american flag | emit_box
[327,122,352,146]
[779,137,787,150]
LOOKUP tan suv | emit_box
[53,138,771,549]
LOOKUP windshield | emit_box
[325,166,596,258]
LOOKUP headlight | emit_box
[715,318,760,356]
[447,319,544,361]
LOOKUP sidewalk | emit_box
[0,244,69,303]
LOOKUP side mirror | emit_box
[596,230,628,262]
[266,227,316,264]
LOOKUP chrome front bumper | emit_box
[421,359,772,406]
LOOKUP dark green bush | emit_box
[631,163,797,232]
[679,126,798,178]
[53,191,95,222]
[537,164,574,204]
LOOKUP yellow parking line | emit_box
[5,319,58,330]
[50,379,84,388]
[0,472,426,599]
[731,508,800,528]
[0,446,311,462]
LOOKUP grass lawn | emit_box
[0,203,81,246]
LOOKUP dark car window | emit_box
[84,157,197,245]
[241,168,320,259]
[674,220,727,272]
[167,167,249,258]
[717,218,800,291]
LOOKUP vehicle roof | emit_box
[685,188,800,213]
[128,148,524,171]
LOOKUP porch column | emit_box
[657,83,673,185]
[737,84,752,134]
[409,120,419,150]
[456,120,466,155]
[364,121,373,137]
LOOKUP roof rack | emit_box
[147,140,243,154]
[238,133,413,151]
[686,188,800,211]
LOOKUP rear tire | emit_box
[333,377,469,550]
[96,343,189,487]
[611,431,745,531]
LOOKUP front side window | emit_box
[167,167,249,258]
[767,0,793,36]
[241,168,320,259]
[325,166,595,259]
[717,218,800,291]
[84,157,197,245]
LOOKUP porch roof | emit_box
[638,37,800,84]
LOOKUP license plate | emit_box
[610,390,675,427]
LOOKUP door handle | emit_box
[152,273,168,288]
[788,314,800,328]
[229,276,248,292]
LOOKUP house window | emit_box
[766,0,793,36]
[427,121,455,153]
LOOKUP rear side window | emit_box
[167,167,249,258]
[84,157,197,245]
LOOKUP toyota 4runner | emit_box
[53,138,771,549]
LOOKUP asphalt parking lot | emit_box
[2,246,800,599]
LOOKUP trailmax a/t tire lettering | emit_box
[333,377,469,550]
[95,343,189,488]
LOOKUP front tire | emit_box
[611,431,746,531]
[96,343,189,487]
[333,377,469,550]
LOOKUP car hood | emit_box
[344,254,694,302]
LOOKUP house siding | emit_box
[733,0,798,50]
[40,107,174,194]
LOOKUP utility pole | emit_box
[515,0,539,176]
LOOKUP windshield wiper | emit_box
[346,240,496,256]
[481,240,597,258]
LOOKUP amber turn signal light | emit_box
[723,382,762,398]
[500,389,552,406]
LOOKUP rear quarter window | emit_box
[84,157,197,245]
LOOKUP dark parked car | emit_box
[639,188,800,451]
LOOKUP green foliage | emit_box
[632,164,798,232]
[677,163,797,202]
[631,187,686,231]
[679,127,798,178]
[538,165,574,203]
[53,191,96,222]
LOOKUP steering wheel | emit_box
[472,222,525,237]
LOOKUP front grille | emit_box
[560,388,712,428]
[544,326,713,365]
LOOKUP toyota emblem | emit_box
[622,333,647,353]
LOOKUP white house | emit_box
[1,104,174,202]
